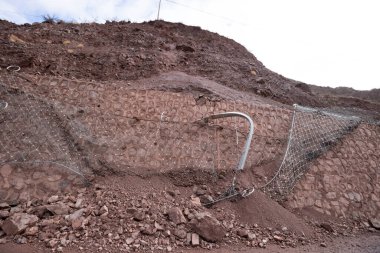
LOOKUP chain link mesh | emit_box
[261,104,361,200]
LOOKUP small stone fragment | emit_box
[191,233,200,246]
[369,218,380,230]
[174,228,187,239]
[273,235,284,242]
[46,203,70,215]
[167,207,186,224]
[47,195,59,204]
[24,226,38,236]
[133,211,145,221]
[126,237,134,245]
[247,232,256,240]
[237,229,248,238]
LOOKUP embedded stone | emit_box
[0,210,10,219]
[0,165,12,178]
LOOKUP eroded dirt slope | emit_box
[0,19,379,120]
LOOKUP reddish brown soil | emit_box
[0,19,379,121]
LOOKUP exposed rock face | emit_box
[190,212,226,242]
[1,213,39,235]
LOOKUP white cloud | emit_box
[0,0,379,90]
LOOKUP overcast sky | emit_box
[1,0,379,90]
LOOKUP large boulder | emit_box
[1,213,39,235]
[190,212,226,242]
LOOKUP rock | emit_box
[9,34,25,44]
[75,199,83,208]
[190,196,202,207]
[66,208,85,221]
[2,213,39,235]
[15,236,27,244]
[174,228,187,239]
[141,225,155,235]
[320,223,334,232]
[320,242,327,247]
[47,239,58,248]
[154,221,164,231]
[24,226,38,236]
[0,238,6,244]
[126,237,134,245]
[247,232,256,240]
[237,229,248,238]
[133,211,145,221]
[0,210,10,219]
[47,195,59,203]
[0,164,12,178]
[176,45,195,52]
[273,235,284,242]
[369,218,380,230]
[191,212,225,242]
[46,203,70,215]
[99,205,109,216]
[71,217,84,229]
[163,230,171,237]
[191,233,200,246]
[167,245,172,252]
[195,189,206,196]
[0,203,10,210]
[167,207,186,224]
[256,77,265,84]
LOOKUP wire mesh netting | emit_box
[1,68,369,203]
[261,104,362,200]
[0,70,251,192]
[0,74,90,187]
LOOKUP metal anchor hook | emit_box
[6,65,21,72]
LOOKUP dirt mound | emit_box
[0,20,378,120]
[218,191,312,236]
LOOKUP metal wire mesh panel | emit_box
[261,104,361,200]
[0,72,90,189]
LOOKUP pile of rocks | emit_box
[0,183,308,252]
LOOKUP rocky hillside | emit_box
[0,19,379,120]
